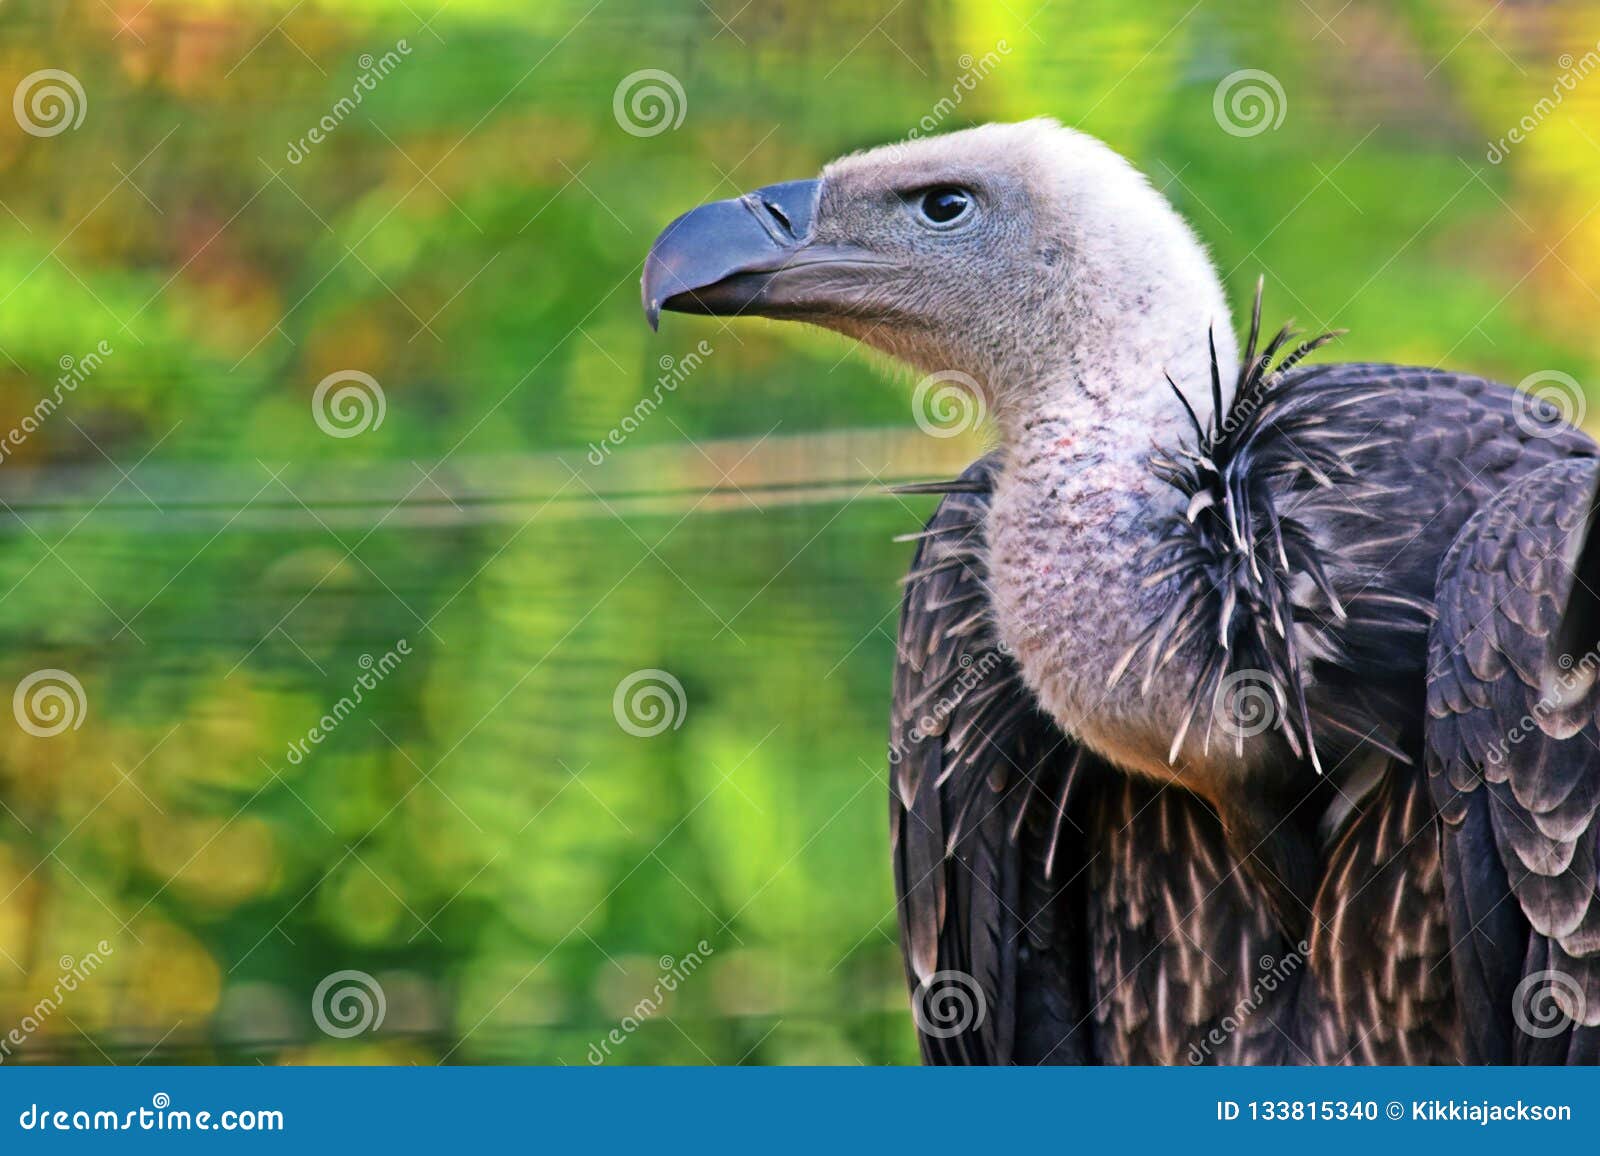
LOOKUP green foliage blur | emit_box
[0,0,1597,1064]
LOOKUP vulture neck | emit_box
[990,277,1240,448]
[985,285,1244,792]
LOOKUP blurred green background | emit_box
[0,0,1597,1064]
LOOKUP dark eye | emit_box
[917,186,973,226]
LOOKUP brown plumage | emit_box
[888,337,1593,1061]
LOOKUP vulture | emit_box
[640,119,1600,1064]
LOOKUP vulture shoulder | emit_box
[1427,455,1600,1063]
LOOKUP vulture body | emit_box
[892,354,1599,1064]
[642,119,1600,1063]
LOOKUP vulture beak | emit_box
[642,178,883,329]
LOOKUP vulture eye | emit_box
[915,186,974,227]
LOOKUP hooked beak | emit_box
[642,178,886,329]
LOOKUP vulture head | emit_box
[644,119,1238,427]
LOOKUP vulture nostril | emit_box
[762,199,793,235]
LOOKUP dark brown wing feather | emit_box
[1427,456,1600,1063]
[889,453,1096,1064]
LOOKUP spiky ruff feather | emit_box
[1113,284,1428,779]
